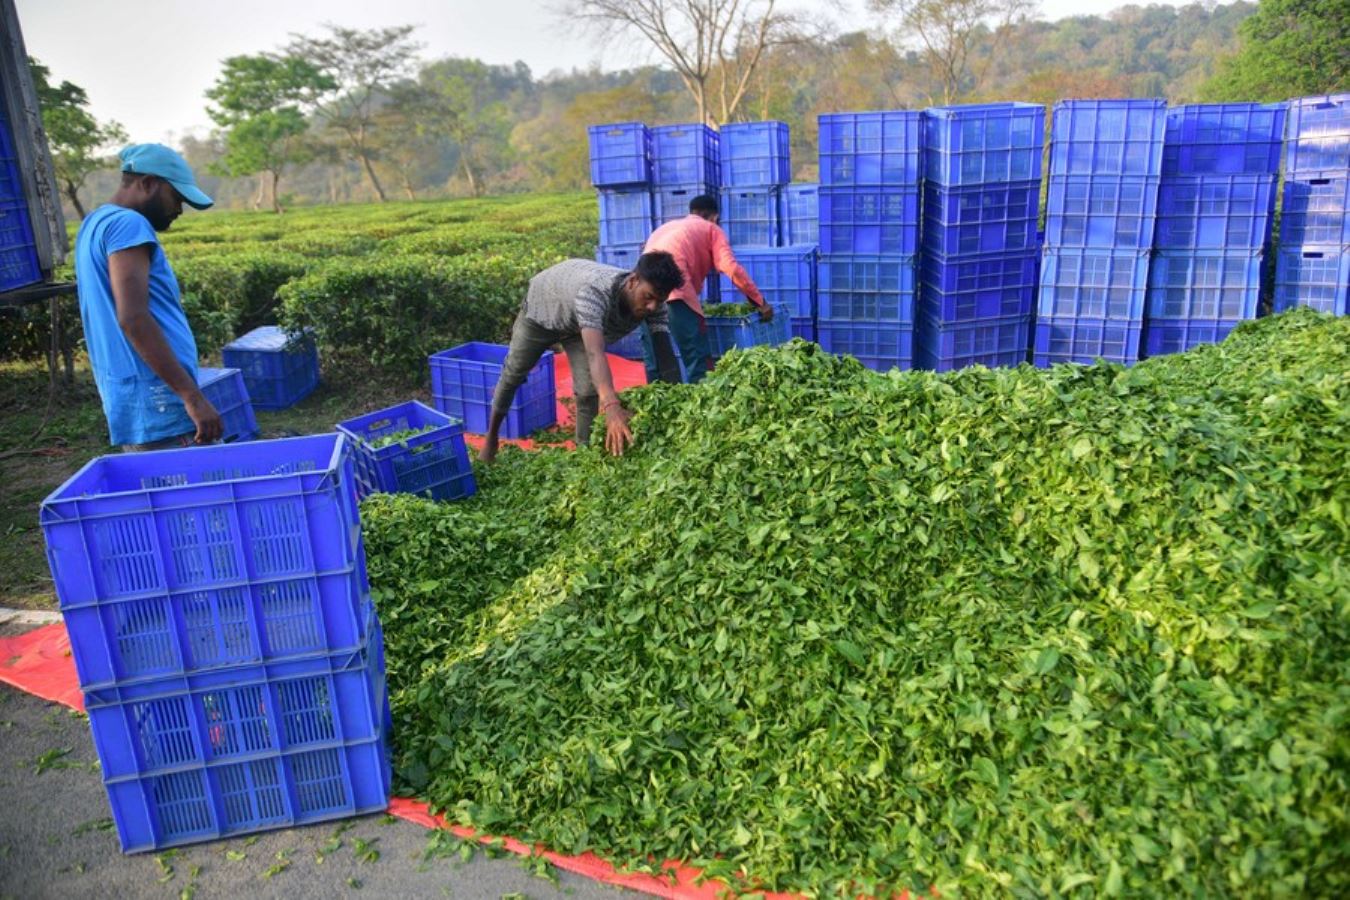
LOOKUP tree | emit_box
[28,58,126,218]
[1200,0,1349,101]
[869,0,1039,104]
[205,54,333,213]
[414,59,525,196]
[288,24,422,202]
[567,0,805,124]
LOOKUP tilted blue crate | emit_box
[818,187,919,255]
[816,318,914,371]
[196,367,259,443]
[720,186,781,246]
[1162,103,1287,176]
[1038,248,1151,320]
[704,303,791,359]
[719,121,791,186]
[221,326,320,411]
[1144,318,1241,357]
[428,342,556,439]
[337,400,476,502]
[818,111,922,187]
[1279,176,1350,247]
[922,103,1044,187]
[915,311,1032,372]
[718,244,817,318]
[650,124,719,186]
[1284,93,1350,177]
[1034,316,1143,367]
[779,183,819,245]
[1154,175,1277,251]
[40,434,372,691]
[597,188,653,245]
[920,250,1038,321]
[588,122,651,187]
[1049,99,1167,178]
[818,255,916,321]
[922,181,1040,256]
[1273,245,1350,315]
[1147,250,1263,321]
[85,621,390,853]
[0,100,42,292]
[1044,174,1161,250]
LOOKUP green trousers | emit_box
[641,299,709,384]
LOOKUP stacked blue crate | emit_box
[650,124,719,230]
[0,98,42,292]
[920,103,1043,371]
[719,121,789,248]
[779,184,819,245]
[1275,94,1350,316]
[1145,102,1286,355]
[590,122,653,274]
[40,435,390,852]
[718,245,818,342]
[1036,100,1166,366]
[816,111,921,370]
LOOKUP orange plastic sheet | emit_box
[0,623,805,898]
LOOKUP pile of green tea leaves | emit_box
[362,309,1349,897]
[367,424,443,451]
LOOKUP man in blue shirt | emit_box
[74,143,222,450]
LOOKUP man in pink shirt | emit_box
[641,194,771,383]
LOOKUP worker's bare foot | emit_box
[478,436,498,463]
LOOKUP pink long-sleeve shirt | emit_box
[642,215,765,317]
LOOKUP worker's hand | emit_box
[603,401,633,456]
[757,303,775,322]
[184,390,224,444]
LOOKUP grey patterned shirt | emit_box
[523,259,670,341]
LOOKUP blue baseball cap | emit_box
[119,143,214,209]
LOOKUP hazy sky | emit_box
[18,0,1242,144]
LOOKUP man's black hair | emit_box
[633,250,685,295]
[689,194,719,216]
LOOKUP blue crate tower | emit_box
[650,123,719,231]
[918,103,1043,372]
[196,367,259,443]
[1275,94,1350,316]
[220,326,320,410]
[590,121,655,277]
[718,121,790,249]
[1036,100,1166,367]
[718,245,819,342]
[336,400,476,502]
[39,434,390,852]
[816,111,922,370]
[1145,102,1285,355]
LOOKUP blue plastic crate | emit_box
[650,124,719,186]
[1033,316,1144,367]
[0,199,41,292]
[85,623,390,853]
[915,312,1031,371]
[588,122,651,187]
[1049,99,1167,177]
[428,342,556,439]
[920,250,1038,321]
[1279,176,1350,247]
[720,186,781,246]
[1273,245,1350,315]
[606,327,647,360]
[1038,249,1151,320]
[816,318,914,371]
[719,121,791,186]
[221,326,320,411]
[596,243,643,269]
[818,111,923,187]
[922,103,1044,187]
[1154,175,1277,250]
[652,182,716,227]
[704,303,791,359]
[1144,317,1241,357]
[1147,250,1262,320]
[922,181,1040,256]
[779,183,819,244]
[790,316,815,343]
[818,187,919,255]
[1043,175,1161,250]
[818,255,917,321]
[718,244,817,318]
[336,400,476,502]
[40,434,372,691]
[1162,103,1287,176]
[597,188,654,245]
[196,367,259,444]
[1284,93,1350,177]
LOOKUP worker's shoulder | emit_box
[76,204,154,250]
[532,258,623,288]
